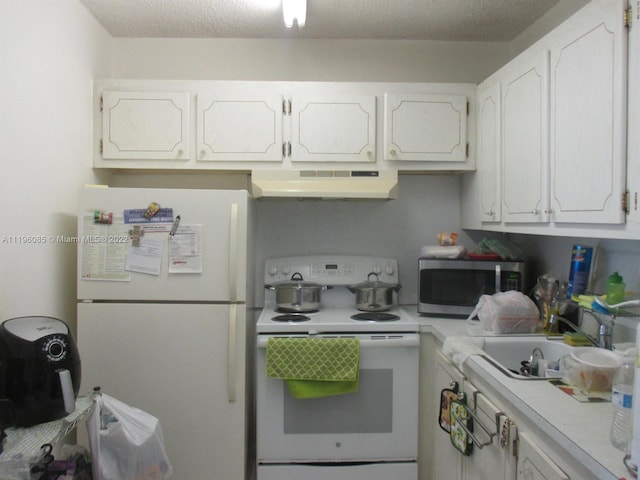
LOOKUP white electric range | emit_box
[256,255,420,480]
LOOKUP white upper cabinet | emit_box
[464,0,632,238]
[101,91,190,161]
[549,0,627,224]
[477,82,502,223]
[196,93,284,162]
[501,51,550,224]
[289,94,376,163]
[628,0,640,226]
[384,94,468,162]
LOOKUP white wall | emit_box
[111,38,510,84]
[0,0,112,327]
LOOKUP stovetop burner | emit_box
[271,313,311,322]
[350,312,400,322]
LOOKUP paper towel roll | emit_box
[57,368,76,414]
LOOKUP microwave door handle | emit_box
[495,265,501,293]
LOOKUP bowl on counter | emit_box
[561,347,623,391]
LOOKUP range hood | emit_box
[251,170,398,199]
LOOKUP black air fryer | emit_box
[0,316,81,427]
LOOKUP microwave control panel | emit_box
[503,272,522,292]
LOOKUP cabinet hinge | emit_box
[624,5,632,29]
[99,95,103,113]
[282,141,291,158]
[623,190,631,213]
[466,143,470,157]
[282,99,291,115]
[467,101,470,116]
[512,433,519,458]
[635,191,638,212]
[99,139,103,155]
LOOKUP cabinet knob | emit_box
[177,149,184,157]
[390,149,397,156]
[544,208,553,214]
[367,151,373,160]
[531,209,539,215]
[199,149,206,158]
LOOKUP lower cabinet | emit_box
[517,433,569,480]
[462,382,518,480]
[430,349,464,480]
[423,345,575,480]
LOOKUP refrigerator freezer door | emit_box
[77,302,248,479]
[77,187,249,302]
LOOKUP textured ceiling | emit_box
[79,0,561,41]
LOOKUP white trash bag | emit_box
[466,290,540,334]
[86,393,172,480]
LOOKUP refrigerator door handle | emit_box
[227,304,238,403]
[228,203,239,302]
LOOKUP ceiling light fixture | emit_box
[282,0,306,28]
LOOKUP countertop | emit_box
[405,308,633,480]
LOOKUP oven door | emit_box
[256,333,420,463]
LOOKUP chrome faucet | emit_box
[548,310,614,350]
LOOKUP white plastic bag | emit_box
[86,393,172,480]
[466,291,540,334]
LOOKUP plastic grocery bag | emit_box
[86,393,172,480]
[466,291,540,334]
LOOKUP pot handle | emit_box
[291,272,304,281]
[367,272,379,282]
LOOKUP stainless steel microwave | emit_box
[418,258,527,317]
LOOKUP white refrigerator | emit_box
[76,186,254,480]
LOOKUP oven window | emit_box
[283,369,393,434]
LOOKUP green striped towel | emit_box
[266,337,360,399]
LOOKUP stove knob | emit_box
[385,264,395,275]
[267,266,279,276]
[372,265,382,275]
[282,265,291,276]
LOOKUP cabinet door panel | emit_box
[517,432,569,480]
[550,0,627,224]
[502,52,549,223]
[102,91,190,160]
[477,83,502,222]
[432,350,464,480]
[629,0,640,226]
[463,385,517,480]
[291,95,376,162]
[384,94,468,162]
[197,94,283,162]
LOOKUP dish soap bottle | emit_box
[606,272,625,305]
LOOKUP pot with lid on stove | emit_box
[348,272,402,312]
[0,316,81,427]
[265,272,332,312]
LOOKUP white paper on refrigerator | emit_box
[169,225,203,273]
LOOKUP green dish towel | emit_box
[266,337,360,399]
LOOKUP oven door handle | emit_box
[257,336,419,349]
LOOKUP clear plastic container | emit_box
[611,357,634,450]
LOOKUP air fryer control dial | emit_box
[41,335,69,362]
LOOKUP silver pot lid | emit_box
[266,272,329,289]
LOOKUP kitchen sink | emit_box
[479,336,574,380]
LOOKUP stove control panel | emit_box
[265,255,398,286]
